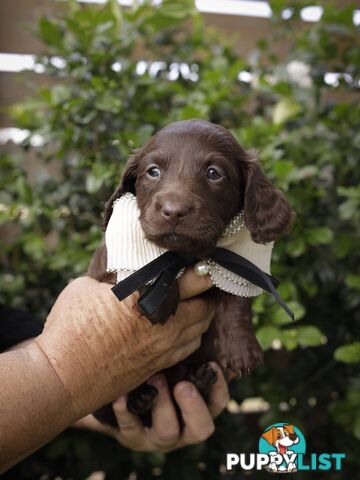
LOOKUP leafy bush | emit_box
[0,0,359,478]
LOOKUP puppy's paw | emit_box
[188,363,218,401]
[268,463,278,473]
[127,383,158,416]
[221,338,263,379]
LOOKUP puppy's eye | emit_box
[146,166,161,178]
[207,167,222,181]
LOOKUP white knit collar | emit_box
[106,193,274,297]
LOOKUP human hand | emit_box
[35,270,214,419]
[75,363,229,452]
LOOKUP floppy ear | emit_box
[284,424,295,435]
[262,427,276,446]
[243,152,295,244]
[102,150,141,230]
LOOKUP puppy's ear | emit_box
[262,427,276,446]
[243,152,294,244]
[284,424,295,435]
[102,150,141,230]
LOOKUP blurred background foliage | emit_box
[0,0,359,478]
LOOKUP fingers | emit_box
[174,296,214,331]
[109,368,226,453]
[176,316,212,347]
[170,337,203,365]
[173,382,215,444]
[178,268,213,300]
[207,363,230,417]
[147,374,180,446]
[112,396,146,448]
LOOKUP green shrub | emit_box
[0,0,359,478]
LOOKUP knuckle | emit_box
[118,421,138,432]
[170,349,184,365]
[155,429,179,445]
[171,328,183,345]
[196,424,215,442]
[187,338,201,357]
[179,298,203,323]
[163,323,179,343]
[113,397,127,415]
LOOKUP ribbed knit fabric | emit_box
[106,193,274,297]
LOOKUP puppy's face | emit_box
[262,425,299,454]
[135,129,242,256]
[104,119,294,254]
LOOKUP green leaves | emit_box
[334,343,360,364]
[337,185,360,222]
[158,0,197,20]
[109,0,123,31]
[257,326,282,350]
[95,93,122,113]
[345,274,360,290]
[304,226,334,245]
[330,382,360,441]
[257,323,324,351]
[272,98,302,125]
[272,301,305,324]
[39,17,63,48]
[269,0,287,17]
[286,237,306,257]
[127,0,197,31]
[296,326,324,347]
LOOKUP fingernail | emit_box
[113,396,127,410]
[208,362,220,382]
[178,383,194,399]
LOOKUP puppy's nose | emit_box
[289,434,297,441]
[161,200,192,222]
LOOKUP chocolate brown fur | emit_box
[88,119,294,426]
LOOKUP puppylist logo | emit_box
[227,422,346,473]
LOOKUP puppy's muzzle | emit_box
[161,199,193,223]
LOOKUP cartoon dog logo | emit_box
[261,424,300,473]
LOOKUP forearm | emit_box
[0,343,76,473]
[0,275,213,471]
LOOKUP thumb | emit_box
[178,267,213,300]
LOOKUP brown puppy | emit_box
[88,119,294,426]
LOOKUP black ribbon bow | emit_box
[111,247,294,322]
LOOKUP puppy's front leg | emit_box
[87,242,116,284]
[214,294,263,378]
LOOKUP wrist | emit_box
[34,330,101,418]
[26,340,78,422]
[0,342,77,472]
